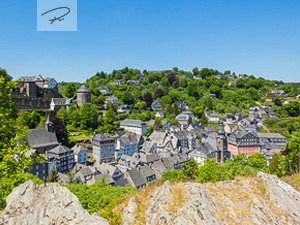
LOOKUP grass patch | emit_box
[166,183,186,215]
[133,182,162,225]
[282,173,300,192]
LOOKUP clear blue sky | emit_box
[0,0,300,82]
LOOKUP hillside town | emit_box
[16,72,289,189]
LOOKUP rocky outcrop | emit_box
[0,180,109,225]
[123,173,300,225]
[257,172,300,224]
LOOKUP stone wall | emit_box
[12,96,51,110]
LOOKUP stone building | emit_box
[76,85,91,107]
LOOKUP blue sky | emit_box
[0,0,300,82]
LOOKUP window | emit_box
[36,172,39,176]
[36,165,39,170]
[43,170,45,174]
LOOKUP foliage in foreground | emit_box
[0,75,44,209]
[161,153,269,183]
[66,180,137,224]
[0,173,43,209]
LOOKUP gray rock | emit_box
[122,196,137,225]
[178,183,222,225]
[145,180,174,225]
[0,180,109,225]
[123,173,300,225]
[258,172,300,224]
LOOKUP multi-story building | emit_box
[45,144,75,174]
[120,119,147,135]
[257,133,287,150]
[91,133,116,163]
[116,132,143,156]
[228,131,261,157]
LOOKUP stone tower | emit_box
[77,85,91,107]
[216,120,228,163]
[45,114,53,133]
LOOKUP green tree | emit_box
[280,132,300,175]
[80,103,98,130]
[187,82,198,97]
[247,153,268,172]
[0,67,12,81]
[104,109,115,125]
[47,167,59,183]
[63,83,76,98]
[154,117,162,128]
[192,67,199,75]
[122,91,134,105]
[182,158,199,179]
[269,153,282,177]
[206,97,213,110]
[197,159,221,183]
[201,113,208,128]
[0,76,42,207]
[57,106,69,123]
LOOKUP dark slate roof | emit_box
[256,133,286,139]
[98,86,108,90]
[150,160,167,180]
[120,119,146,127]
[151,100,162,108]
[77,85,91,93]
[177,101,188,107]
[127,168,147,188]
[34,74,44,81]
[140,154,160,163]
[115,174,129,187]
[119,132,141,145]
[139,165,155,178]
[175,113,190,120]
[115,130,126,137]
[94,162,119,176]
[48,144,73,155]
[92,133,115,142]
[27,128,58,149]
[80,167,93,177]
[95,173,115,185]
[16,76,36,82]
[51,98,72,105]
[72,144,87,154]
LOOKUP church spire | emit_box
[45,114,53,132]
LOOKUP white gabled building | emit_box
[72,144,88,164]
[120,119,147,136]
[44,77,58,89]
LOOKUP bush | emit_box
[66,180,137,224]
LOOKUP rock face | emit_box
[123,172,300,225]
[0,180,109,225]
